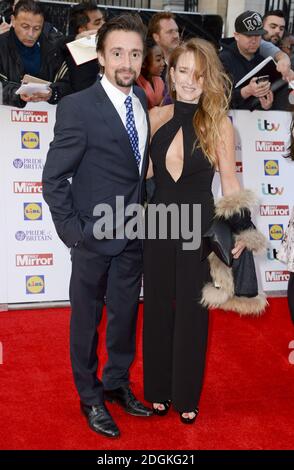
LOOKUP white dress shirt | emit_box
[100,75,147,174]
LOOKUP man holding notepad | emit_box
[0,0,71,108]
[220,11,274,110]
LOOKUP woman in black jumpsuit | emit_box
[143,38,245,423]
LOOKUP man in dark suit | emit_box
[42,14,152,439]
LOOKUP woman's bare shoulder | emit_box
[149,105,174,136]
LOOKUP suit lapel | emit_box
[93,81,138,175]
[92,80,150,179]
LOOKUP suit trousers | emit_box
[69,239,142,405]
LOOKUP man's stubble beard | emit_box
[115,68,137,88]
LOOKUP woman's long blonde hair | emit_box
[168,37,232,167]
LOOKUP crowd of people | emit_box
[0,0,293,439]
[1,2,294,110]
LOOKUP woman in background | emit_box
[137,38,165,109]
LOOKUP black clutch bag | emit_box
[232,249,258,297]
[201,218,234,267]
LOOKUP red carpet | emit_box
[0,298,293,450]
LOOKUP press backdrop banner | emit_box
[0,102,71,304]
[0,104,292,306]
[231,109,293,293]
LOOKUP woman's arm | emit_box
[217,116,241,197]
[217,117,245,259]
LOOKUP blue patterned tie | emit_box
[124,95,141,167]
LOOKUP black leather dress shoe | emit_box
[80,402,120,438]
[104,386,153,417]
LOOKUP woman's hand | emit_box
[231,240,246,259]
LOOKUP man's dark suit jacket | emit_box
[42,79,149,255]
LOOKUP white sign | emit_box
[230,110,293,292]
[0,105,292,307]
[0,102,71,304]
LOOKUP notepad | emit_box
[66,34,97,66]
[235,56,282,88]
[15,74,51,95]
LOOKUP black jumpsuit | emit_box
[143,100,215,412]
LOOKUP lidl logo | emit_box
[264,160,279,176]
[269,224,284,241]
[24,202,42,220]
[21,131,40,149]
[26,275,45,294]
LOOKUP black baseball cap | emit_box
[235,11,267,36]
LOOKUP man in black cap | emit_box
[220,10,274,110]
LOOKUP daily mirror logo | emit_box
[260,205,289,217]
[16,254,53,267]
[13,182,42,194]
[11,110,48,123]
[256,141,285,152]
[265,271,290,282]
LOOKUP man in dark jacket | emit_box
[220,11,274,110]
[63,2,104,92]
[0,0,71,108]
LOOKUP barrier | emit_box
[0,103,292,308]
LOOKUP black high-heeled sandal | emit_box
[152,400,171,416]
[180,407,199,424]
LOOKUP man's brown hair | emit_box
[96,13,146,53]
[148,11,176,36]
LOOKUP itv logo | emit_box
[267,247,279,260]
[258,119,280,132]
[262,183,284,196]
